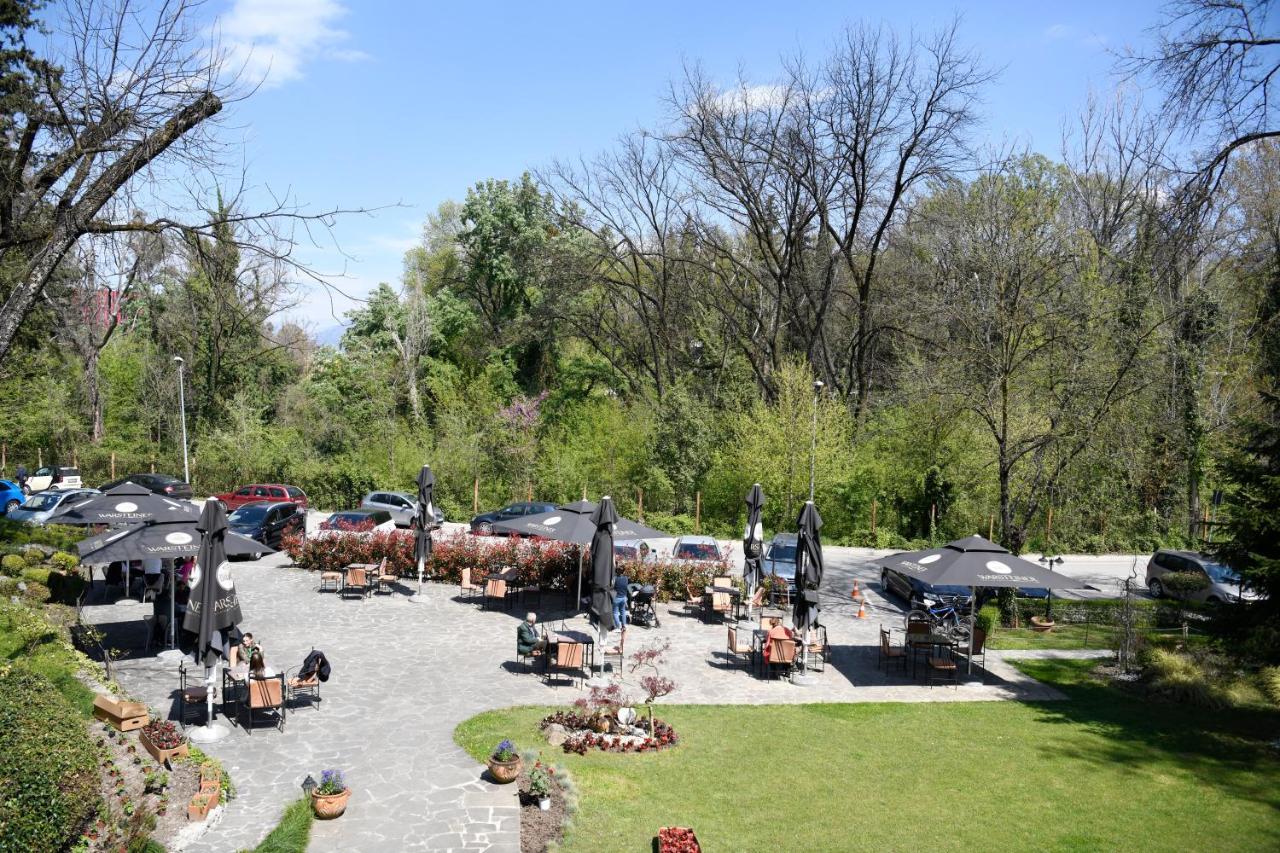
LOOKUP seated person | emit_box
[248,648,267,677]
[517,612,547,657]
[761,617,794,663]
[228,631,263,679]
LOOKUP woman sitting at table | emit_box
[761,617,794,663]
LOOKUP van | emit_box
[24,466,82,493]
[1145,550,1257,604]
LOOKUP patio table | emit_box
[340,563,378,597]
[907,632,957,677]
[550,630,596,673]
[704,585,740,621]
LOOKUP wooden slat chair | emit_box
[804,624,829,673]
[240,674,287,734]
[374,558,396,594]
[878,626,908,672]
[905,616,933,674]
[711,591,732,621]
[319,566,342,593]
[927,646,959,689]
[544,641,586,688]
[178,663,208,727]
[955,628,988,679]
[459,566,483,600]
[286,652,323,710]
[516,636,546,672]
[744,585,765,619]
[684,581,705,620]
[726,625,752,669]
[342,567,369,599]
[768,637,797,680]
[483,577,509,611]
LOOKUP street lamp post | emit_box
[173,357,189,485]
[809,379,823,501]
[1039,554,1064,621]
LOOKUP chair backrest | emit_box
[556,641,584,668]
[249,677,283,709]
[713,575,731,588]
[348,568,366,587]
[712,592,730,612]
[906,616,930,637]
[771,637,796,664]
[971,628,987,654]
[685,580,701,601]
[880,628,892,653]
[376,557,388,575]
[750,586,764,607]
[486,578,507,597]
[727,625,737,651]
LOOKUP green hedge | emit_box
[0,669,99,851]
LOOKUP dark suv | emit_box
[227,501,305,554]
[469,502,557,535]
[99,473,193,499]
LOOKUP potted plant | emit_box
[311,769,351,819]
[139,717,189,766]
[487,740,522,784]
[528,763,553,811]
[657,826,701,852]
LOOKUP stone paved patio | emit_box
[82,545,1090,851]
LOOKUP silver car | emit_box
[360,491,445,528]
[8,488,101,524]
[1145,549,1259,604]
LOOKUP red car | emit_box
[213,483,309,510]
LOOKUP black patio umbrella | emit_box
[414,465,435,593]
[878,534,1086,673]
[743,484,765,595]
[182,501,244,733]
[77,517,272,563]
[52,482,198,525]
[588,497,618,637]
[490,499,669,544]
[793,501,824,670]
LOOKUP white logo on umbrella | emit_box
[216,561,234,590]
[544,516,562,525]
[165,531,193,545]
[919,553,942,564]
[115,502,138,513]
[985,560,1013,574]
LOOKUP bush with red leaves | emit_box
[657,826,701,853]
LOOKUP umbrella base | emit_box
[114,598,141,607]
[187,721,231,743]
[789,672,819,687]
[155,648,187,663]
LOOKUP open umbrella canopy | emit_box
[491,500,669,544]
[878,534,1083,590]
[793,501,824,633]
[743,484,765,592]
[52,482,198,525]
[77,517,272,563]
[588,498,618,633]
[183,501,244,667]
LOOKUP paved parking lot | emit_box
[81,539,1096,852]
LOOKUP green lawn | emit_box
[0,599,94,716]
[456,660,1280,852]
[987,623,1211,651]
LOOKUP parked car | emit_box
[98,473,193,499]
[23,466,82,493]
[0,479,25,514]
[879,561,971,607]
[1145,549,1258,604]
[763,533,798,589]
[361,491,445,528]
[7,488,100,524]
[227,501,305,555]
[613,539,655,563]
[213,483,309,511]
[315,508,396,538]
[469,501,557,535]
[670,535,725,564]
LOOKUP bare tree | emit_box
[0,0,366,366]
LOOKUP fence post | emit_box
[110,452,116,479]
[151,459,155,473]
[473,476,479,513]
[73,447,78,468]
[637,487,644,522]
[1,442,5,474]
[988,514,994,541]
[38,447,42,467]
[695,491,702,534]
[870,499,877,537]
[527,483,532,501]
[582,483,587,501]
[1046,505,1054,546]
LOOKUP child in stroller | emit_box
[627,583,660,628]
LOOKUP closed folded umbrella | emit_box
[182,501,244,738]
[414,465,435,594]
[743,484,765,595]
[51,482,197,525]
[588,497,618,638]
[793,501,824,676]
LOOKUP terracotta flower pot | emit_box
[312,788,351,819]
[487,756,522,784]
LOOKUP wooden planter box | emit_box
[139,728,189,767]
[93,694,148,731]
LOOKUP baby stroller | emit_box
[628,584,660,628]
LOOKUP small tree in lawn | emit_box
[628,640,675,737]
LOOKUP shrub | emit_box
[0,554,23,576]
[22,549,43,567]
[251,797,314,853]
[0,669,99,851]
[1259,666,1280,706]
[1143,649,1224,709]
[976,605,998,637]
[1161,571,1209,598]
[50,551,80,572]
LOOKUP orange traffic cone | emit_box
[851,581,861,600]
[856,599,867,619]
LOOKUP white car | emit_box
[670,535,725,564]
[313,509,397,539]
[24,466,82,493]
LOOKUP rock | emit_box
[21,543,54,557]
[544,724,568,747]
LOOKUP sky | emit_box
[184,0,1165,338]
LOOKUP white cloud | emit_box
[1045,23,1074,41]
[219,0,366,88]
[1043,23,1108,50]
[713,83,791,113]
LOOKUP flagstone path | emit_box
[83,546,1090,851]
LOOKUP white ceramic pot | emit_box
[539,797,551,811]
[617,706,637,726]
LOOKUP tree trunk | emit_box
[87,349,104,443]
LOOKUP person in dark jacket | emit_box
[517,612,547,656]
[613,570,631,630]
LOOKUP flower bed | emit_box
[540,711,679,755]
[658,825,702,852]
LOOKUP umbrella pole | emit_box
[969,586,975,675]
[417,555,424,596]
[169,564,175,648]
[575,551,583,613]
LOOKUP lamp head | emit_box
[301,774,317,796]
[813,379,824,392]
[172,356,184,365]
